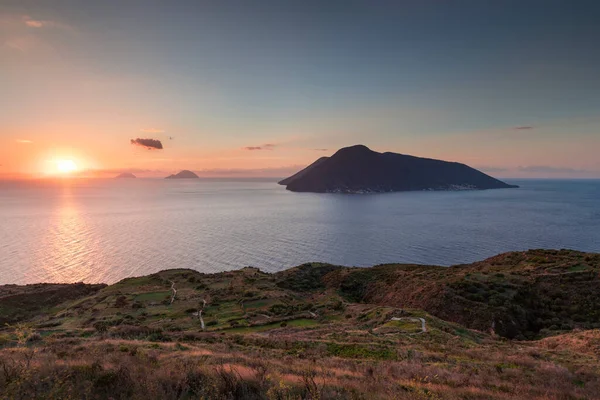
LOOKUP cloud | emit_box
[130,138,163,150]
[477,166,508,173]
[16,139,32,144]
[313,148,329,152]
[243,143,277,151]
[513,126,535,130]
[67,167,165,178]
[25,19,44,28]
[140,128,165,133]
[197,165,305,178]
[100,168,163,174]
[84,167,163,174]
[22,16,63,29]
[517,165,590,174]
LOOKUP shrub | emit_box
[0,334,12,346]
[114,295,128,307]
[26,332,42,343]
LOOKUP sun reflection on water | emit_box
[41,182,94,283]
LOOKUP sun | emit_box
[56,159,78,174]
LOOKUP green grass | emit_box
[326,343,397,360]
[208,280,231,289]
[382,319,421,331]
[134,291,171,302]
[568,264,589,272]
[242,299,277,310]
[222,318,318,334]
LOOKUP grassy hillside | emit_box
[0,283,106,326]
[321,249,600,339]
[1,250,599,399]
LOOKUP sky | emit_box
[1,0,599,179]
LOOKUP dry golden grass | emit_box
[2,250,600,399]
[1,332,599,400]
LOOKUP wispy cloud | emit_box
[243,143,277,151]
[1,14,74,54]
[313,148,329,152]
[130,138,163,150]
[140,128,165,133]
[84,167,164,174]
[197,165,304,177]
[16,139,32,144]
[66,167,166,178]
[22,15,70,30]
[517,165,590,174]
[24,19,44,28]
[513,126,535,130]
[477,166,509,173]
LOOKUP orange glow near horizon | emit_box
[56,159,78,174]
[40,156,86,177]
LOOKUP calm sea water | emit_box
[1,179,598,284]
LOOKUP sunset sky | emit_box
[1,0,599,179]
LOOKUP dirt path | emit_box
[193,298,207,329]
[168,280,177,304]
[198,310,205,330]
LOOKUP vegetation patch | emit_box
[326,343,397,360]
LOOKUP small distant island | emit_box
[165,170,199,179]
[280,145,518,193]
[114,172,137,179]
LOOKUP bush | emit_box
[147,332,171,342]
[0,334,12,346]
[270,304,295,315]
[26,332,42,343]
[114,295,128,307]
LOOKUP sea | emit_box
[1,178,599,285]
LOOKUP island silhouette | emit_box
[165,170,200,179]
[280,145,518,193]
[114,172,137,179]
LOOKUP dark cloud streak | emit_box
[517,165,590,174]
[478,166,509,173]
[130,138,163,150]
[243,143,276,151]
